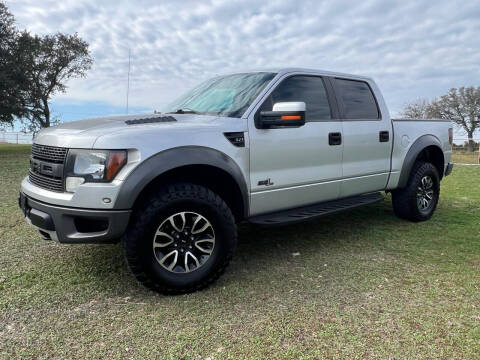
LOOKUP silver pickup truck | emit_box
[19,68,453,294]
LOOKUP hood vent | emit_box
[125,116,177,125]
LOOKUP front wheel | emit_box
[392,161,440,222]
[124,183,237,294]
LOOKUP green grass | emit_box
[1,144,479,359]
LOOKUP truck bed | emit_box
[387,118,452,189]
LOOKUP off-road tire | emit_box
[392,161,440,222]
[124,183,237,295]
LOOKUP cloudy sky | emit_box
[6,0,480,126]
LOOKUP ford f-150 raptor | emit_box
[19,68,454,294]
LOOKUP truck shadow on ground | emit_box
[237,202,393,254]
[79,200,401,295]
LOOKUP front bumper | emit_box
[19,192,131,244]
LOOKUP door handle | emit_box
[379,131,389,142]
[329,132,342,146]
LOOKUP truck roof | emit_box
[227,67,374,82]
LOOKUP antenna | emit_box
[126,48,131,114]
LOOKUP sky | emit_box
[6,0,480,136]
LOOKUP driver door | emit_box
[248,74,343,216]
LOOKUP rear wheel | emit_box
[124,183,237,294]
[392,161,440,222]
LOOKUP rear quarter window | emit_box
[336,79,379,119]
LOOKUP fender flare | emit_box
[397,134,444,188]
[114,146,249,216]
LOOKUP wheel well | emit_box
[132,165,246,221]
[415,145,444,179]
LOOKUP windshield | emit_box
[164,72,276,118]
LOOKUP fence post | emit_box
[16,133,19,144]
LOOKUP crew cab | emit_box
[19,68,454,294]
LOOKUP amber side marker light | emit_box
[281,115,301,120]
[106,151,127,181]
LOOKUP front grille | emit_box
[31,144,67,164]
[28,170,64,192]
[29,144,67,192]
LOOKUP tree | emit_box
[428,87,480,152]
[401,87,480,152]
[400,98,431,119]
[17,32,93,131]
[0,1,93,131]
[0,2,13,39]
[0,2,27,125]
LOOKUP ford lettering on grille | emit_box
[28,144,67,192]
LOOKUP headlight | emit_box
[65,149,127,192]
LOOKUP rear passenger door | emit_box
[332,78,392,197]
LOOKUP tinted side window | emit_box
[336,79,379,119]
[261,76,331,121]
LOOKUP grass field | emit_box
[452,152,479,164]
[0,144,479,359]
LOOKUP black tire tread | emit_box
[124,183,236,295]
[392,161,440,222]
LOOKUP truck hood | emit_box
[34,113,247,148]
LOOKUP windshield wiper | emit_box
[173,108,198,114]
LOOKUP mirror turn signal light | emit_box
[281,115,301,120]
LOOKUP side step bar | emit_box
[248,192,384,226]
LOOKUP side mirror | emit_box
[258,102,306,129]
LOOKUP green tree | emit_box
[0,1,93,131]
[428,87,480,152]
[0,2,27,125]
[402,87,480,152]
[17,32,93,131]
